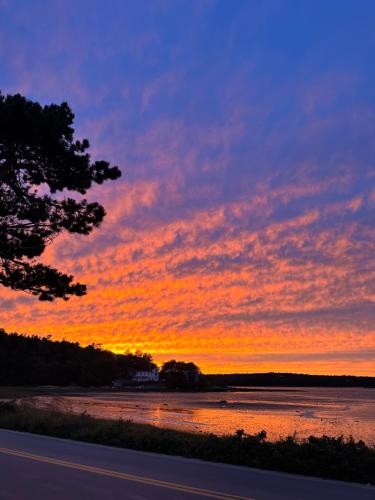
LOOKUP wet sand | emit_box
[25,387,375,444]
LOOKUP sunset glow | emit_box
[1,1,375,374]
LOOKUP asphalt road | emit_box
[0,429,374,500]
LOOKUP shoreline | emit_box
[0,401,374,486]
[0,385,304,400]
[1,385,374,400]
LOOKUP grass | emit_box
[0,401,374,485]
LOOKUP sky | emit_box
[1,0,375,375]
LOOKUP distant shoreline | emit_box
[0,386,304,401]
[204,372,375,388]
[1,384,375,401]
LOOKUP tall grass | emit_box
[0,402,374,484]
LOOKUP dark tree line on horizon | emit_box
[205,372,375,388]
[1,328,373,388]
[0,329,156,386]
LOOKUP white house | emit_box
[132,367,159,383]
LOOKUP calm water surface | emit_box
[31,387,375,444]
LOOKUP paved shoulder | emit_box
[0,429,374,500]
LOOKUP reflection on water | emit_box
[30,387,375,445]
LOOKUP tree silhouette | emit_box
[0,93,121,300]
[160,360,201,388]
[0,329,155,386]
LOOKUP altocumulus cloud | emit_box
[0,0,374,373]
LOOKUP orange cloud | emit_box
[2,178,375,375]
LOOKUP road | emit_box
[0,430,374,500]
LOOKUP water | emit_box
[30,387,375,445]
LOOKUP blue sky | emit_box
[1,0,375,373]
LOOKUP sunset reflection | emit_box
[29,389,375,445]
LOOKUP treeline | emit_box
[204,372,375,388]
[2,328,374,388]
[0,329,155,386]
